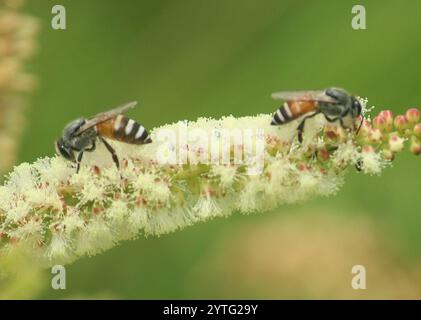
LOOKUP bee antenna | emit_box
[355,117,364,135]
[54,138,61,155]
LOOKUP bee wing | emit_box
[271,90,338,104]
[75,101,138,136]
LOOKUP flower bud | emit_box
[394,115,409,131]
[357,119,372,138]
[368,128,383,144]
[298,163,308,171]
[410,137,421,155]
[414,123,421,138]
[317,147,330,161]
[379,110,393,119]
[373,115,387,131]
[323,124,346,144]
[405,108,420,125]
[362,145,375,153]
[381,149,395,161]
[378,110,394,131]
[388,134,405,152]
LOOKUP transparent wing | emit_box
[75,101,138,135]
[271,90,338,104]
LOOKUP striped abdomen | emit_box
[271,100,318,125]
[96,115,152,144]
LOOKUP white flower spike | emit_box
[0,104,419,267]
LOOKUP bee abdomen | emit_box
[271,102,295,125]
[271,101,318,125]
[113,115,152,144]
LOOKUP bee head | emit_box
[55,138,75,162]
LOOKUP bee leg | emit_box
[99,137,120,170]
[76,151,84,174]
[339,118,345,129]
[324,115,338,123]
[75,142,96,174]
[297,111,320,143]
[355,159,363,172]
[324,115,347,128]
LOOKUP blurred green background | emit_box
[16,0,421,298]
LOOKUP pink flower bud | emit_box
[362,145,374,153]
[373,115,387,131]
[394,115,409,131]
[379,110,393,121]
[414,123,421,138]
[378,110,394,131]
[406,108,420,125]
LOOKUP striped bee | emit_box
[270,87,362,143]
[55,101,152,173]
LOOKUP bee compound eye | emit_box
[55,139,74,161]
[353,99,362,115]
[62,148,74,161]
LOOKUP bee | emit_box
[55,101,152,173]
[270,87,362,143]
